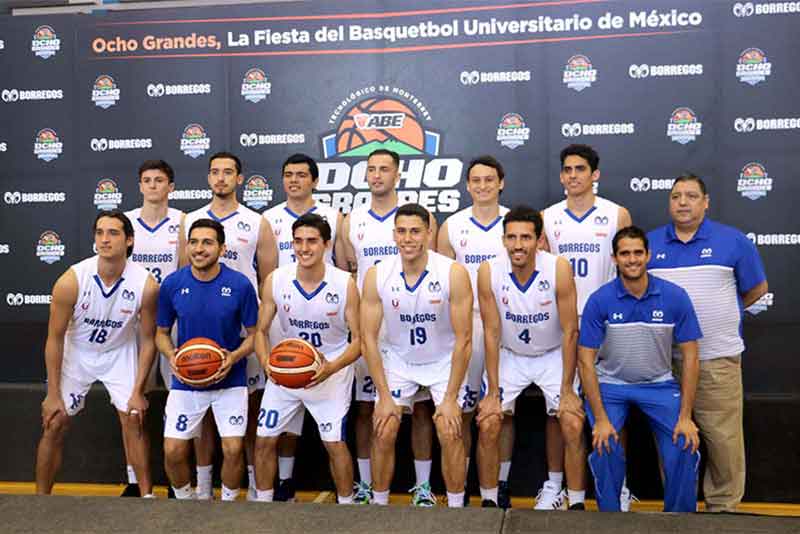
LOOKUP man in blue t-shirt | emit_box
[156,218,258,501]
[577,226,702,512]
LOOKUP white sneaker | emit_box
[247,486,258,502]
[534,481,567,510]
[620,486,639,512]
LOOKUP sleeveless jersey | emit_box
[375,252,455,365]
[271,263,351,359]
[263,202,339,266]
[446,205,509,309]
[543,196,620,315]
[348,205,399,289]
[125,207,182,285]
[65,255,150,353]
[489,250,562,356]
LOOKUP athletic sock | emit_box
[221,485,239,501]
[372,490,390,505]
[126,465,137,484]
[173,483,194,500]
[337,493,354,504]
[414,459,432,486]
[568,489,585,505]
[357,458,372,485]
[548,471,564,488]
[446,491,465,508]
[196,465,213,498]
[480,487,498,504]
[499,461,511,482]
[255,489,274,502]
[278,456,295,480]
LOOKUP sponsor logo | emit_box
[561,121,635,137]
[496,112,530,149]
[221,286,232,297]
[122,289,135,301]
[31,25,60,59]
[239,132,305,147]
[0,244,9,254]
[594,215,609,226]
[656,252,666,260]
[90,137,153,152]
[733,2,800,17]
[243,175,273,210]
[146,82,211,98]
[738,162,772,200]
[241,68,271,103]
[746,292,773,315]
[651,309,664,321]
[1,88,63,102]
[746,232,800,246]
[180,123,211,159]
[91,75,120,109]
[228,415,245,426]
[563,54,596,91]
[427,281,442,293]
[700,247,713,258]
[736,48,771,85]
[630,177,675,192]
[180,288,190,295]
[318,422,333,433]
[168,189,213,201]
[612,313,623,321]
[537,280,551,292]
[460,69,531,85]
[6,293,52,306]
[667,107,702,144]
[4,191,66,204]
[0,40,4,50]
[33,128,63,162]
[734,116,800,132]
[325,292,340,304]
[36,230,65,264]
[0,141,6,152]
[93,178,123,210]
[628,63,703,78]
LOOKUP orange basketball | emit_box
[268,338,321,389]
[336,97,424,154]
[175,337,224,386]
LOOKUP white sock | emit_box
[278,456,295,480]
[126,465,138,485]
[247,465,256,490]
[196,465,213,498]
[548,471,564,488]
[480,487,498,504]
[414,460,432,486]
[142,493,156,499]
[447,491,465,508]
[568,489,585,505]
[499,461,511,482]
[221,484,239,502]
[173,483,194,500]
[372,489,390,505]
[338,493,354,504]
[357,458,372,485]
[622,476,628,491]
[256,489,274,502]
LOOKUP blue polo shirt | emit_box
[647,217,766,360]
[580,275,702,385]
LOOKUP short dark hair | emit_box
[292,213,331,243]
[395,203,430,228]
[502,205,543,240]
[612,226,649,255]
[466,155,505,181]
[282,153,319,180]
[94,210,134,258]
[138,159,174,183]
[209,151,242,175]
[189,218,225,245]
[560,144,599,173]
[671,173,707,195]
[368,148,400,169]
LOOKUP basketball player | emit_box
[180,152,278,500]
[121,159,183,497]
[437,155,508,505]
[261,153,344,500]
[361,203,473,507]
[35,211,158,497]
[158,218,259,501]
[253,213,360,504]
[340,149,439,505]
[541,144,632,509]
[475,206,586,509]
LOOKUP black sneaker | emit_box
[274,478,296,502]
[481,499,498,508]
[167,486,176,499]
[568,502,586,511]
[463,485,470,507]
[121,483,141,497]
[497,481,511,509]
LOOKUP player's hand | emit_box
[306,354,335,388]
[476,392,502,425]
[373,396,401,439]
[126,391,149,437]
[591,417,618,456]
[433,397,463,440]
[557,388,585,419]
[673,416,700,454]
[211,349,233,383]
[168,350,179,375]
[41,393,67,431]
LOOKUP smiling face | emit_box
[393,214,430,263]
[503,220,538,269]
[292,224,328,270]
[466,163,503,206]
[366,154,400,198]
[187,227,224,271]
[613,236,650,282]
[283,162,316,202]
[669,179,708,228]
[560,154,599,197]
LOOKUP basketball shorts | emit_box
[164,386,248,439]
[354,322,385,402]
[60,341,137,416]
[375,348,467,411]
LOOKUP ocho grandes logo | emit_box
[241,68,271,103]
[94,178,123,210]
[738,162,772,200]
[242,175,273,210]
[563,54,596,91]
[736,48,771,86]
[180,123,211,159]
[31,25,60,59]
[91,75,120,109]
[36,230,65,264]
[34,128,63,162]
[666,107,702,144]
[497,113,530,149]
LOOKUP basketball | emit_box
[268,338,322,389]
[336,97,425,154]
[174,337,225,386]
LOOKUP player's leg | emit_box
[322,440,355,503]
[164,389,210,499]
[430,395,466,507]
[476,378,503,507]
[245,387,263,500]
[497,412,515,508]
[585,383,629,512]
[211,386,248,501]
[460,315,484,504]
[410,394,435,506]
[353,357,375,501]
[193,412,216,499]
[117,410,153,496]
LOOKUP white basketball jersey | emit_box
[348,205,399,289]
[489,250,562,356]
[376,252,455,365]
[125,207,182,285]
[446,205,509,309]
[263,201,338,266]
[272,263,351,359]
[185,203,262,292]
[65,256,150,353]
[543,196,620,314]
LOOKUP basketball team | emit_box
[33,145,767,513]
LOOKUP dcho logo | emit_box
[241,68,271,103]
[36,230,65,264]
[738,162,772,200]
[94,178,123,210]
[496,113,530,149]
[243,175,273,210]
[34,128,63,162]
[92,75,120,109]
[180,123,211,159]
[31,25,60,59]
[736,48,771,85]
[563,54,596,91]
[667,107,702,144]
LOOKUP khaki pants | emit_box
[674,356,745,512]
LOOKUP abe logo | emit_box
[325,292,340,305]
[146,83,165,97]
[460,70,480,85]
[228,415,245,426]
[240,133,258,147]
[0,243,9,254]
[6,293,23,306]
[651,309,664,322]
[732,2,755,17]
[734,117,756,133]
[121,289,135,301]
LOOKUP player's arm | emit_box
[177,215,188,267]
[41,269,78,428]
[674,339,700,453]
[309,277,361,387]
[256,217,278,288]
[577,344,615,454]
[617,206,632,230]
[254,271,277,370]
[338,214,358,276]
[476,262,502,424]
[428,213,439,251]
[222,280,260,372]
[332,212,348,271]
[436,219,456,259]
[742,280,768,308]
[128,275,159,417]
[555,256,582,418]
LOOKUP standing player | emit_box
[180,152,278,500]
[361,203,473,508]
[253,213,360,503]
[437,155,508,505]
[475,206,586,509]
[158,218,259,501]
[340,149,439,505]
[541,144,632,509]
[35,211,158,497]
[261,154,344,500]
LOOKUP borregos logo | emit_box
[91,75,120,109]
[31,25,60,59]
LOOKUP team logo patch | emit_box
[738,162,772,200]
[179,123,211,159]
[667,107,702,144]
[36,230,65,264]
[91,75,120,109]
[496,113,530,150]
[563,54,596,91]
[241,68,271,103]
[736,48,771,86]
[31,25,60,59]
[537,280,551,292]
[33,128,63,162]
[243,174,273,210]
[93,178,122,210]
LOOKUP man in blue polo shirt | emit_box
[647,174,767,513]
[578,226,702,512]
[156,218,259,501]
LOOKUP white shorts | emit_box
[462,311,485,414]
[376,348,467,411]
[60,341,137,416]
[258,356,353,442]
[246,353,266,393]
[353,357,375,402]
[163,386,248,439]
[483,346,576,416]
